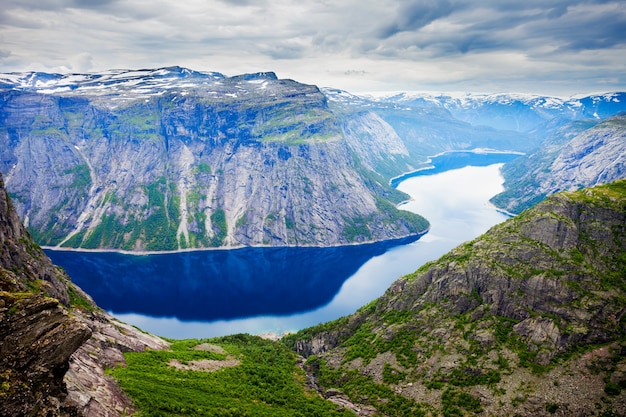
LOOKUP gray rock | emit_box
[0,70,427,250]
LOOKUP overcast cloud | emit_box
[0,0,624,95]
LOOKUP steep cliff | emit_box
[0,292,91,416]
[492,114,626,213]
[0,67,427,251]
[285,180,626,416]
[0,172,168,416]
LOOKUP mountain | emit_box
[0,67,427,251]
[364,90,626,215]
[0,172,168,416]
[323,88,537,171]
[491,114,626,213]
[2,67,625,252]
[284,179,626,416]
[374,91,626,132]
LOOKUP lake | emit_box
[45,151,519,339]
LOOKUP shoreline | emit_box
[41,228,430,257]
[41,150,516,257]
[388,148,524,187]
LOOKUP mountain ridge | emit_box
[284,179,626,416]
[368,91,626,132]
[1,68,428,251]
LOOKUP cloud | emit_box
[378,0,454,38]
[71,52,94,72]
[0,0,624,95]
[260,40,309,60]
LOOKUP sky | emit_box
[1,0,625,96]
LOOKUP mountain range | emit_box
[0,66,625,416]
[2,67,625,251]
[370,91,626,132]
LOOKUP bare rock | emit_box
[0,292,92,417]
[64,309,169,416]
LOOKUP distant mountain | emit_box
[285,179,626,416]
[0,67,428,250]
[323,88,538,168]
[366,90,626,213]
[491,114,626,213]
[373,91,626,132]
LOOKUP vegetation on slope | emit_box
[491,115,626,214]
[107,334,352,417]
[284,179,626,416]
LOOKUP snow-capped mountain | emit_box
[367,91,626,132]
[0,67,428,251]
[0,66,285,108]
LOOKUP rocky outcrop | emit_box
[64,306,168,416]
[286,180,626,416]
[492,114,626,213]
[0,171,169,416]
[0,173,70,304]
[0,68,427,251]
[0,292,91,416]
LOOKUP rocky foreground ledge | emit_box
[0,172,168,416]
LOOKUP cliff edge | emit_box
[0,172,168,416]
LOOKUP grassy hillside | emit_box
[107,334,352,416]
[105,180,626,416]
[283,179,626,416]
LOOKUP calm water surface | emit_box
[46,152,517,338]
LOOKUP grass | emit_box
[308,356,430,417]
[67,283,94,312]
[107,334,352,417]
[210,209,227,246]
[64,164,92,191]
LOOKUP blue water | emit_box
[45,151,520,338]
[46,236,420,321]
[390,151,521,187]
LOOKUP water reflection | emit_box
[46,236,421,321]
[47,153,516,339]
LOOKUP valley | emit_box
[45,152,514,339]
[1,67,625,416]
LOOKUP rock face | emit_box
[285,180,626,416]
[0,172,169,416]
[1,171,91,415]
[0,67,427,251]
[64,307,169,416]
[0,292,91,416]
[492,114,626,213]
